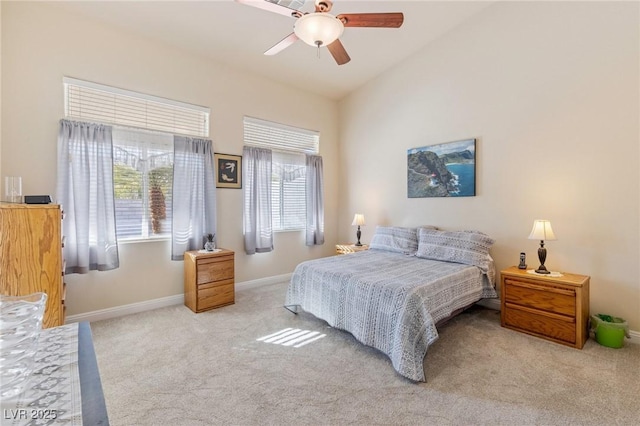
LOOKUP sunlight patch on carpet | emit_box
[257,328,326,348]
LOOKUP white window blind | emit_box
[64,77,209,137]
[272,151,306,231]
[243,117,319,232]
[243,116,319,155]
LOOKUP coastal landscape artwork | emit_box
[407,139,476,198]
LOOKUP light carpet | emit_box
[90,281,640,425]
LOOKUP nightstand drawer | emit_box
[198,280,234,310]
[504,303,576,344]
[197,258,234,284]
[504,278,575,316]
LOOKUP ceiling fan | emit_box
[236,0,404,65]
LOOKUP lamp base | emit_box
[535,243,550,274]
[535,264,550,274]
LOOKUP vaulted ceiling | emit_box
[51,1,493,100]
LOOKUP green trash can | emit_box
[591,314,629,348]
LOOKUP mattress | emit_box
[285,250,497,381]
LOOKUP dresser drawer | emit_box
[197,257,234,284]
[504,278,575,316]
[198,280,234,310]
[504,303,576,344]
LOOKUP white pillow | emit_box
[369,226,419,255]
[416,228,495,271]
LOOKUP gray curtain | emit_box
[56,119,119,273]
[171,136,216,260]
[243,146,273,254]
[305,154,324,246]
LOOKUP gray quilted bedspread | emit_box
[285,250,497,381]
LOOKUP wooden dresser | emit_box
[184,249,235,313]
[0,203,66,328]
[500,266,590,349]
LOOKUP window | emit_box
[243,117,319,232]
[64,77,211,241]
[112,128,173,240]
[272,151,306,231]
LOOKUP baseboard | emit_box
[66,294,184,324]
[627,330,640,345]
[236,273,291,291]
[65,273,292,324]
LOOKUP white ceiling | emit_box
[51,0,493,100]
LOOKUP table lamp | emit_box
[351,214,365,246]
[528,220,556,274]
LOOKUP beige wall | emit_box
[338,2,640,330]
[2,1,639,333]
[1,2,339,315]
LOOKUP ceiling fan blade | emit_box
[327,39,351,65]
[264,33,299,56]
[235,0,300,18]
[337,13,404,28]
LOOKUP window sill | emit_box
[118,236,170,244]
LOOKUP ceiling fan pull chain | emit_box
[315,40,321,59]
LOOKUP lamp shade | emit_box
[351,214,365,226]
[528,220,557,241]
[294,13,344,47]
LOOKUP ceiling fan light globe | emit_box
[294,13,344,47]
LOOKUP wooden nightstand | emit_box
[184,249,235,313]
[500,266,590,349]
[336,244,369,254]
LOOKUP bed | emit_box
[285,226,498,382]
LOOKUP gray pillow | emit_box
[369,226,419,255]
[416,228,495,271]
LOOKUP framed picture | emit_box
[407,138,476,198]
[214,153,242,189]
